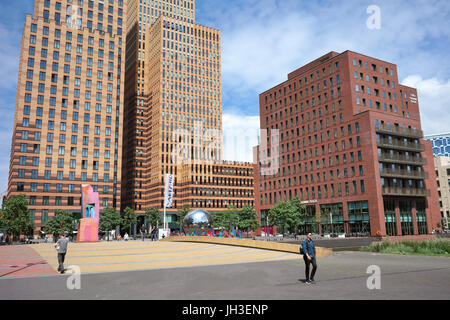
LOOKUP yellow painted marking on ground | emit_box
[28,241,299,274]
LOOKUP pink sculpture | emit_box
[77,185,99,242]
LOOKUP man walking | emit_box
[140,224,146,241]
[150,226,157,241]
[55,231,69,274]
[302,233,317,284]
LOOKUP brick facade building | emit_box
[254,51,440,237]
[8,0,125,235]
[121,0,254,226]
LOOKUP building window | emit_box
[399,200,414,235]
[320,203,344,234]
[384,199,397,236]
[348,201,370,236]
[41,210,48,224]
[416,200,428,235]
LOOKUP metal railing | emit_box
[376,125,423,139]
[382,187,431,197]
[377,139,425,152]
[380,168,428,180]
[378,154,427,165]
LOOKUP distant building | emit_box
[424,133,450,157]
[434,156,450,229]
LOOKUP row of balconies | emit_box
[378,153,427,165]
[382,187,431,197]
[377,138,425,152]
[375,124,430,197]
[375,125,423,139]
[380,168,429,180]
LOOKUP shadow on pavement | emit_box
[0,261,49,278]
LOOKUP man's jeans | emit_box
[58,252,66,272]
[303,255,317,281]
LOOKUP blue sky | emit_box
[0,0,449,198]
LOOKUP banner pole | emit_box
[164,205,167,230]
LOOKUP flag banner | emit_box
[164,174,174,208]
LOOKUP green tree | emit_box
[176,205,191,232]
[224,205,239,231]
[237,206,260,232]
[0,195,33,241]
[145,207,162,231]
[42,210,75,239]
[290,197,308,232]
[210,206,241,231]
[268,199,304,235]
[121,207,137,235]
[99,207,121,240]
[211,211,226,230]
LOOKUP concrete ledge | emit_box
[161,236,333,258]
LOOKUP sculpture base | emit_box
[77,218,99,242]
[158,228,171,240]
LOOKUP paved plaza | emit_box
[0,241,449,300]
[0,241,298,278]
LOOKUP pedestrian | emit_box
[55,231,69,274]
[151,226,157,241]
[140,224,146,241]
[302,233,317,284]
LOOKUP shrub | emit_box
[362,239,450,256]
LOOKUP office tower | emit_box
[7,0,125,235]
[424,133,450,157]
[254,51,440,238]
[122,1,254,227]
[434,156,450,229]
[122,0,196,213]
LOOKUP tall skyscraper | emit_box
[122,0,254,226]
[8,0,125,235]
[121,0,196,213]
[254,51,441,238]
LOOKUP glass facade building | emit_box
[424,133,450,157]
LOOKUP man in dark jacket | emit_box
[302,233,317,284]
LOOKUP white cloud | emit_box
[197,0,450,119]
[401,75,450,135]
[197,0,450,145]
[221,0,449,88]
[222,113,260,163]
